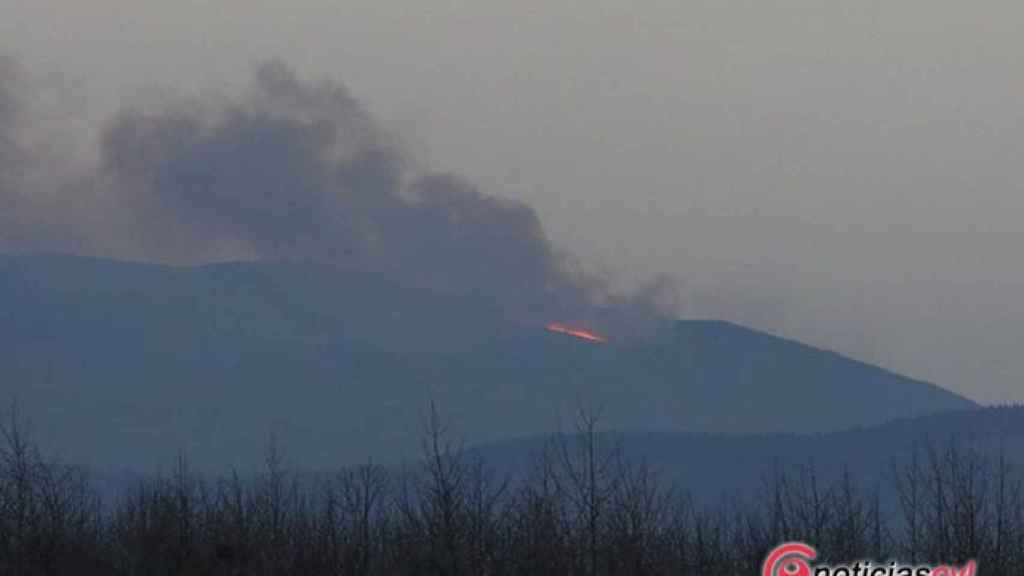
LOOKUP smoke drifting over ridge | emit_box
[0,58,666,329]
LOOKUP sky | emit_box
[2,1,1023,404]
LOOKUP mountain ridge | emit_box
[0,252,976,471]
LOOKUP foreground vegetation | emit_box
[2,403,1024,575]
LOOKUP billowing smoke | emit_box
[1,58,664,329]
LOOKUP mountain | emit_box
[0,253,975,471]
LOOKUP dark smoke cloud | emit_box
[3,59,632,325]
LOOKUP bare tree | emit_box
[549,402,623,576]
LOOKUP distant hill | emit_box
[468,406,1024,512]
[0,253,975,471]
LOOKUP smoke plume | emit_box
[1,58,665,329]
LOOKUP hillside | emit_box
[468,406,1024,512]
[0,253,975,471]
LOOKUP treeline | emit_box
[3,403,1024,575]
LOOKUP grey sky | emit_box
[3,1,1023,403]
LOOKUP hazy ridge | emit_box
[1,253,974,472]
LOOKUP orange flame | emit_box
[546,322,608,343]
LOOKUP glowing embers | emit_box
[545,322,608,344]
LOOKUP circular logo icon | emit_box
[763,542,817,576]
